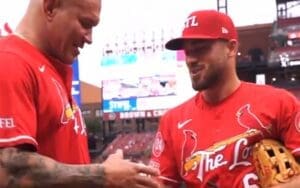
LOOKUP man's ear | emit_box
[227,39,238,58]
[43,0,61,21]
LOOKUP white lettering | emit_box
[119,110,167,119]
[153,110,166,117]
[243,145,252,159]
[229,138,252,170]
[197,146,227,181]
[0,118,15,129]
[197,152,210,182]
[120,111,146,119]
[146,111,152,118]
[205,154,227,171]
[187,137,255,182]
[243,173,259,188]
[110,101,131,111]
[78,108,87,135]
[184,16,199,28]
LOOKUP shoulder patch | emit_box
[152,132,165,157]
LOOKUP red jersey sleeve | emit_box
[0,53,38,149]
[150,113,181,188]
[276,89,300,156]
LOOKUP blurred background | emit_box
[1,0,300,165]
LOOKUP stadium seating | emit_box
[268,46,300,67]
[99,132,156,164]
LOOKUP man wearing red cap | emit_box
[150,10,300,188]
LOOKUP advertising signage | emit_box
[100,47,196,120]
[72,59,81,106]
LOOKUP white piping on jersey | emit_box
[236,104,271,134]
[52,78,73,124]
[181,129,198,176]
[158,176,180,184]
[0,135,38,145]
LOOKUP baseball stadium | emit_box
[82,0,300,163]
[0,0,300,187]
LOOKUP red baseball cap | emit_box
[165,10,238,50]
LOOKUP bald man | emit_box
[0,0,159,187]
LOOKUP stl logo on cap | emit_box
[165,10,238,50]
[184,15,199,29]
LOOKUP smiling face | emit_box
[183,39,232,91]
[44,0,101,64]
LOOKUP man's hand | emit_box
[102,149,160,188]
[271,175,300,188]
[269,157,300,188]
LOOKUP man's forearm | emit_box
[0,147,105,188]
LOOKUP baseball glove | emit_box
[252,139,300,188]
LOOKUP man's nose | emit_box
[185,55,198,65]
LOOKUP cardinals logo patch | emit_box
[152,132,165,157]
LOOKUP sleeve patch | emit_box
[152,132,165,157]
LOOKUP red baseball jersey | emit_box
[150,82,300,188]
[0,35,90,164]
